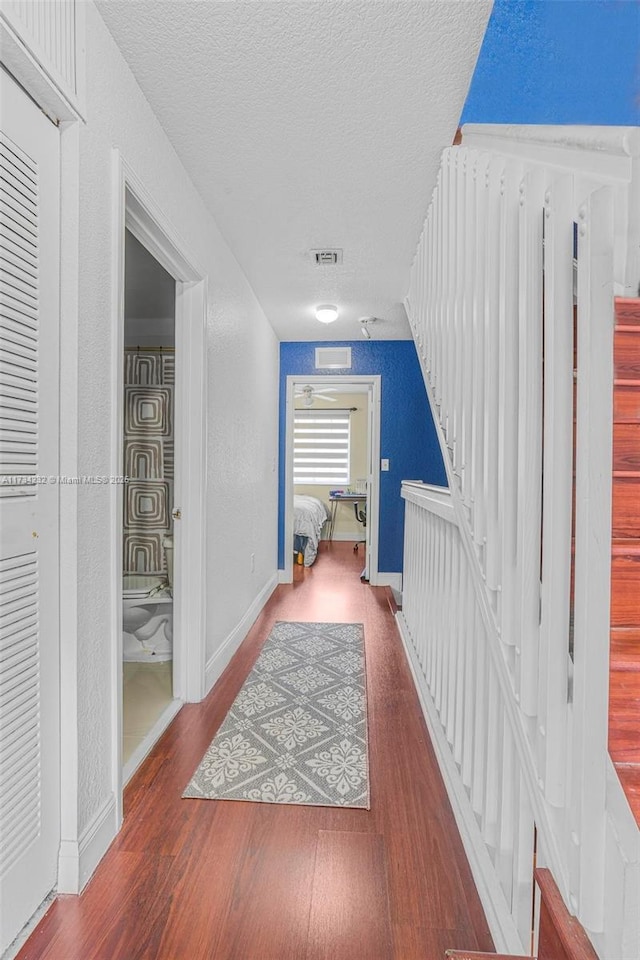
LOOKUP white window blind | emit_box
[294,410,350,484]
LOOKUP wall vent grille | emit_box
[315,347,351,370]
[311,249,343,265]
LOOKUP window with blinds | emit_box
[293,410,350,484]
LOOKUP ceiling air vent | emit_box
[311,249,343,265]
[315,347,352,370]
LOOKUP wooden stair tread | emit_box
[608,670,640,701]
[615,297,640,325]
[611,538,640,555]
[446,868,606,960]
[535,868,599,960]
[609,660,640,766]
[613,469,640,478]
[611,626,640,641]
[610,628,640,671]
[612,765,640,824]
[613,385,640,423]
[612,422,640,471]
[444,954,530,959]
[612,478,640,535]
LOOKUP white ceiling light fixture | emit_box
[315,304,339,324]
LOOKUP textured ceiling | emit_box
[98,0,491,341]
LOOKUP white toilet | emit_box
[123,536,174,662]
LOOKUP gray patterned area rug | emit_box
[183,621,369,808]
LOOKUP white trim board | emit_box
[0,4,87,123]
[123,698,184,786]
[375,572,402,592]
[110,150,208,836]
[205,574,279,695]
[57,121,83,899]
[57,794,118,895]
[320,531,365,542]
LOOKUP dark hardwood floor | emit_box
[18,542,494,960]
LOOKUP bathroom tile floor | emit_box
[122,660,173,765]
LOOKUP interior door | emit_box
[0,67,61,952]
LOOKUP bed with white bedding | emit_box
[293,495,330,566]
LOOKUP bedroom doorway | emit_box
[284,375,381,584]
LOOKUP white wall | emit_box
[74,3,279,835]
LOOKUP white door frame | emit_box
[284,375,381,584]
[110,152,207,814]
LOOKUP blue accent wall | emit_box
[279,341,447,573]
[462,0,640,126]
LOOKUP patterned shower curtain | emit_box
[123,349,174,577]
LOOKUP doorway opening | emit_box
[111,157,208,813]
[121,231,176,773]
[284,375,381,585]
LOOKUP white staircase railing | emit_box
[398,126,640,959]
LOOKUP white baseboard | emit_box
[205,573,278,695]
[375,572,402,592]
[395,611,524,955]
[57,793,118,895]
[320,531,363,542]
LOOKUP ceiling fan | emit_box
[295,384,338,406]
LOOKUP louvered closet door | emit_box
[0,69,60,953]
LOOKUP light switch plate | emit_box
[381,458,389,471]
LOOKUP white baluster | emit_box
[484,158,503,594]
[472,154,490,553]
[462,149,476,509]
[497,717,516,904]
[441,151,452,441]
[461,556,477,790]
[498,160,523,663]
[446,525,460,744]
[483,664,502,852]
[452,149,465,479]
[537,176,573,809]
[433,170,443,405]
[511,772,536,949]
[471,610,488,817]
[516,167,545,718]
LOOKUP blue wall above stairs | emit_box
[279,341,447,574]
[462,0,640,126]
